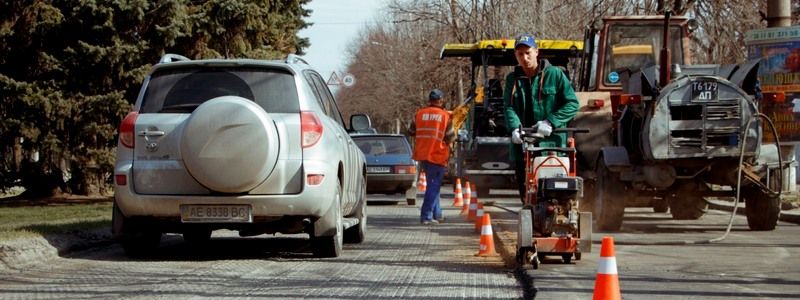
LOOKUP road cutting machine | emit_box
[516,126,592,269]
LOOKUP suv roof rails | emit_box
[159,54,191,64]
[285,54,309,65]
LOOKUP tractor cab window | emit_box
[603,25,684,86]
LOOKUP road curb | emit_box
[489,206,539,298]
[491,217,518,269]
[706,200,800,224]
[0,227,113,271]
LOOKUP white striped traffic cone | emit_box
[593,236,621,300]
[417,172,427,193]
[452,178,463,207]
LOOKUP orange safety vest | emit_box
[412,106,451,166]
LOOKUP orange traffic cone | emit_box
[463,181,472,205]
[417,172,427,193]
[474,203,484,233]
[470,183,478,200]
[593,236,621,300]
[452,178,464,207]
[476,213,497,256]
[467,197,479,221]
[461,180,472,215]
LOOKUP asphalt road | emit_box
[1,189,798,300]
[0,194,522,299]
[507,205,800,300]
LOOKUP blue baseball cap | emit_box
[429,88,445,101]
[514,33,537,49]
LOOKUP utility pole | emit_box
[766,0,791,27]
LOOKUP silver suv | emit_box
[113,54,369,257]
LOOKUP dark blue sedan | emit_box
[352,134,417,205]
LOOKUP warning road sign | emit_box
[326,72,341,86]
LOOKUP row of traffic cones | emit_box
[448,177,621,299]
[450,177,497,256]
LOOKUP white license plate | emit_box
[367,166,391,173]
[180,205,252,223]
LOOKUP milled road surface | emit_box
[503,204,800,300]
[0,195,522,299]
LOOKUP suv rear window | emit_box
[140,67,299,113]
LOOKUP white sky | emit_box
[298,0,389,87]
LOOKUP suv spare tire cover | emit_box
[181,96,279,193]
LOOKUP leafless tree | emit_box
[336,0,799,133]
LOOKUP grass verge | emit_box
[0,202,112,241]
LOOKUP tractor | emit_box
[569,13,785,231]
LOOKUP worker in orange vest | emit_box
[409,89,455,225]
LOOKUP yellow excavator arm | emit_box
[450,102,471,134]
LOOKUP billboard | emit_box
[746,26,800,143]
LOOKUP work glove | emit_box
[457,128,469,142]
[511,128,523,144]
[535,120,553,137]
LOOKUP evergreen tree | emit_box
[0,0,310,197]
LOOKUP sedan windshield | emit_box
[355,137,410,156]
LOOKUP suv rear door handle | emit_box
[137,130,165,137]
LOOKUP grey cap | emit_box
[429,89,444,101]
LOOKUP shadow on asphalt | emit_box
[65,234,321,262]
[63,211,501,265]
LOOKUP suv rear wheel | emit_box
[183,229,212,245]
[344,177,367,243]
[311,180,343,257]
[113,203,161,257]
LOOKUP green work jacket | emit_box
[503,62,579,162]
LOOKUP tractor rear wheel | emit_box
[652,197,669,213]
[668,181,707,220]
[595,158,625,231]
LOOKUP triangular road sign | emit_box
[327,72,342,86]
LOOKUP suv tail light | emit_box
[119,112,139,148]
[301,111,323,148]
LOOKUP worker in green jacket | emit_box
[503,33,579,204]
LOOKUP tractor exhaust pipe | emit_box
[659,11,672,88]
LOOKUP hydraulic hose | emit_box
[487,113,783,246]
